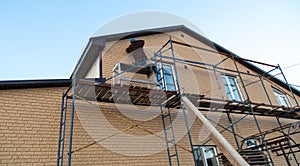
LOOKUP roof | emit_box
[72,25,300,96]
[0,79,71,90]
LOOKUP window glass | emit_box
[222,77,233,100]
[273,89,290,107]
[164,74,175,85]
[163,65,172,75]
[156,63,176,91]
[193,146,219,166]
[203,147,218,166]
[222,76,242,101]
[194,147,205,166]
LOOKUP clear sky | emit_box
[0,0,299,87]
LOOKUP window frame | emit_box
[272,87,292,107]
[156,62,177,91]
[245,139,259,149]
[221,75,244,101]
[193,145,219,166]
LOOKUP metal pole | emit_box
[279,141,292,166]
[169,36,196,165]
[259,75,273,105]
[57,92,65,166]
[276,117,299,165]
[68,80,75,166]
[203,112,248,146]
[226,111,240,149]
[231,55,274,165]
[277,64,299,107]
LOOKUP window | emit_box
[245,139,259,148]
[193,146,219,166]
[221,75,243,101]
[156,63,176,91]
[273,88,291,107]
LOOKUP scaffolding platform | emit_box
[59,36,300,166]
[75,80,181,107]
[196,97,300,119]
[75,80,300,120]
[242,122,300,165]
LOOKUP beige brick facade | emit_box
[1,28,300,165]
[0,87,299,165]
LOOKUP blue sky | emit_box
[0,0,299,86]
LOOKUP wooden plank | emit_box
[182,96,249,166]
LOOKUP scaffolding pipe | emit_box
[159,55,259,77]
[259,75,273,106]
[226,111,240,149]
[259,73,297,164]
[169,36,197,165]
[172,40,277,68]
[276,117,299,165]
[277,64,299,107]
[214,56,230,67]
[183,96,249,166]
[203,112,249,146]
[67,80,76,166]
[154,39,171,55]
[231,54,274,165]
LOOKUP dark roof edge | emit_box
[0,79,72,90]
[89,25,185,42]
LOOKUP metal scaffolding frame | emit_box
[57,36,300,166]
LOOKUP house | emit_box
[0,25,299,166]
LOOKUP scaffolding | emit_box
[57,36,300,166]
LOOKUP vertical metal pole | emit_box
[169,36,196,165]
[231,55,274,165]
[226,111,240,149]
[161,106,172,166]
[168,107,180,165]
[57,92,65,166]
[68,80,75,166]
[99,51,103,79]
[212,64,242,149]
[276,117,299,165]
[276,64,300,165]
[278,64,299,107]
[259,75,273,106]
[279,141,292,166]
[60,94,68,165]
[261,66,298,165]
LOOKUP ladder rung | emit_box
[169,154,177,158]
[157,77,164,81]
[165,126,173,131]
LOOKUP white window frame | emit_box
[245,139,259,149]
[156,63,178,91]
[193,145,219,166]
[273,88,292,107]
[221,75,244,101]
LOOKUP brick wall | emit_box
[0,87,66,165]
[0,86,299,165]
[98,31,300,106]
[1,30,299,165]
